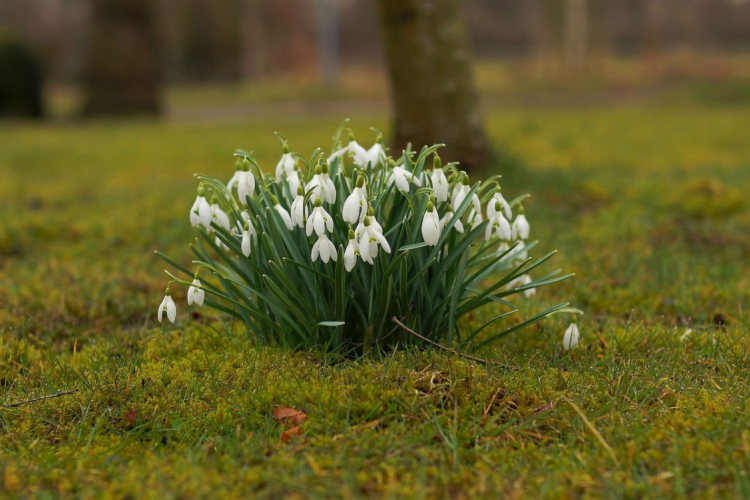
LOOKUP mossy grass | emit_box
[1,101,750,498]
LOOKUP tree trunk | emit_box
[240,0,268,81]
[83,0,161,116]
[316,0,339,86]
[376,0,489,170]
[563,0,588,70]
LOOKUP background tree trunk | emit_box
[83,0,161,116]
[376,0,489,170]
[240,0,267,82]
[563,0,588,70]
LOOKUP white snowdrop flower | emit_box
[342,176,368,224]
[271,195,294,231]
[209,198,231,231]
[227,160,242,192]
[275,144,296,181]
[451,174,481,215]
[498,241,510,254]
[440,204,464,234]
[485,200,511,241]
[286,168,302,199]
[563,323,580,351]
[358,216,391,264]
[365,141,386,167]
[344,229,359,272]
[512,240,528,261]
[487,190,512,220]
[311,234,337,263]
[214,235,229,250]
[241,222,253,257]
[157,288,176,323]
[190,187,212,228]
[468,208,484,230]
[421,202,441,246]
[512,209,530,241]
[354,207,383,240]
[431,167,449,203]
[387,164,422,193]
[237,161,256,205]
[187,277,204,306]
[307,163,337,204]
[290,186,306,228]
[330,132,369,167]
[306,198,334,237]
[238,210,256,236]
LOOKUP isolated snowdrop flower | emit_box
[311,234,337,263]
[290,186,306,228]
[358,216,391,264]
[512,208,530,240]
[275,143,296,181]
[421,202,441,246]
[157,288,176,323]
[271,195,294,231]
[485,200,511,241]
[306,198,334,237]
[209,197,231,231]
[190,187,212,228]
[344,229,359,272]
[431,158,449,203]
[187,277,204,306]
[487,190,512,220]
[563,323,580,351]
[237,159,256,205]
[307,163,337,204]
[387,163,421,193]
[440,204,464,234]
[365,140,386,167]
[330,132,369,167]
[342,176,368,224]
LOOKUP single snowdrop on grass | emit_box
[190,187,212,228]
[275,142,296,181]
[157,288,176,323]
[486,200,511,241]
[512,206,530,241]
[187,276,204,306]
[563,322,580,351]
[430,155,449,203]
[487,189,512,220]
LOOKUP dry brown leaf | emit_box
[352,419,382,431]
[273,406,307,425]
[281,425,301,443]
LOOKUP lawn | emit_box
[1,99,750,498]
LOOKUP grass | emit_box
[1,96,750,498]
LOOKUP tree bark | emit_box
[83,0,161,116]
[376,0,489,170]
[563,0,588,70]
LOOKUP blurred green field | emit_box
[1,99,750,498]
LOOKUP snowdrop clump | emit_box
[156,121,574,352]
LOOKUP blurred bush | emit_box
[0,31,43,118]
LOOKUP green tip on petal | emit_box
[164,288,171,296]
[211,195,220,205]
[495,200,502,212]
[235,158,242,170]
[429,195,436,205]
[356,175,365,188]
[283,142,290,154]
[461,173,469,185]
[297,186,304,196]
[197,186,206,197]
[193,270,200,279]
[315,164,322,175]
[244,221,249,230]
[426,201,434,212]
[376,134,384,145]
[433,154,441,171]
[314,197,322,207]
[321,162,329,174]
[242,158,251,171]
[388,159,396,168]
[348,130,355,142]
[367,206,374,217]
[446,173,456,184]
[271,194,279,205]
[518,204,525,215]
[348,229,355,240]
[363,217,371,227]
[446,203,454,212]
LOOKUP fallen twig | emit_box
[391,317,513,369]
[3,389,79,408]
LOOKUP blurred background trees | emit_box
[1,0,750,159]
